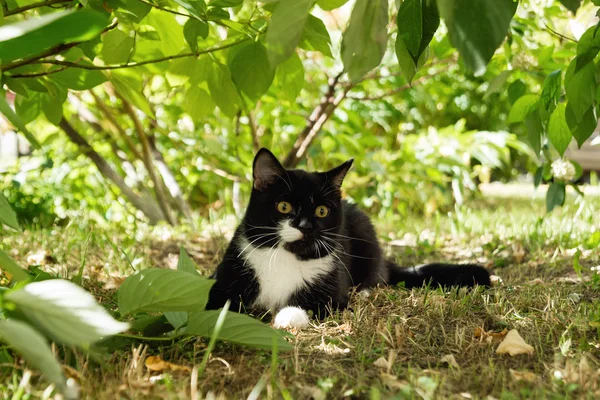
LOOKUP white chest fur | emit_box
[238,237,334,311]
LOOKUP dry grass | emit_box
[1,194,600,399]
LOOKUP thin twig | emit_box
[1,20,118,72]
[3,0,71,16]
[135,0,189,17]
[544,23,577,43]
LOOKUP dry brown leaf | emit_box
[474,327,508,344]
[440,354,459,368]
[145,355,191,372]
[509,369,537,382]
[373,357,391,370]
[496,329,534,356]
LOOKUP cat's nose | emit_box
[297,218,313,232]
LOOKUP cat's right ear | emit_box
[253,148,286,191]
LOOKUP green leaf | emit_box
[507,94,539,124]
[115,0,152,24]
[172,0,207,20]
[540,69,562,115]
[207,7,231,20]
[0,249,30,282]
[166,56,210,86]
[577,25,600,56]
[110,72,155,117]
[0,95,42,150]
[436,0,517,75]
[484,70,511,99]
[210,0,243,6]
[117,269,215,315]
[0,320,65,393]
[183,19,209,53]
[507,79,526,105]
[546,182,566,212]
[102,29,135,65]
[0,193,19,230]
[341,0,389,82]
[15,92,43,125]
[187,310,293,351]
[396,0,439,65]
[207,61,240,117]
[165,312,188,329]
[316,0,349,11]
[524,111,543,155]
[564,56,596,121]
[275,52,305,102]
[566,104,595,147]
[188,86,215,119]
[266,0,313,66]
[548,103,572,157]
[230,42,275,100]
[559,0,581,14]
[534,166,543,188]
[299,15,332,57]
[5,279,130,346]
[41,93,63,125]
[178,247,199,275]
[0,9,108,63]
[50,65,107,90]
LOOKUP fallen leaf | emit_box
[529,278,545,285]
[474,327,508,343]
[145,355,191,372]
[509,369,537,382]
[373,356,390,370]
[496,329,534,356]
[440,354,459,368]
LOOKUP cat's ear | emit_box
[326,159,354,188]
[253,148,286,191]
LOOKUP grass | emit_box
[1,191,599,399]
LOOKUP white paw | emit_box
[273,306,310,329]
[359,289,372,298]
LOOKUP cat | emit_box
[205,148,491,329]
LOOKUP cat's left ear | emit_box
[253,148,286,191]
[326,159,354,187]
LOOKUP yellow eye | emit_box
[315,205,329,218]
[277,201,293,214]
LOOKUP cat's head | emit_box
[242,148,353,260]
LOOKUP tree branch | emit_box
[1,20,118,72]
[59,119,165,224]
[135,0,188,17]
[3,0,71,16]
[282,71,344,168]
[118,93,177,225]
[14,37,250,72]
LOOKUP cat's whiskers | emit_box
[317,238,354,286]
[320,235,378,260]
[238,233,279,257]
[241,236,279,266]
[323,231,379,245]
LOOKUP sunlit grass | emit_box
[1,191,599,398]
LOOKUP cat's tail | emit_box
[386,261,491,288]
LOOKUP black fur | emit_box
[206,148,490,316]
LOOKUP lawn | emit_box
[1,190,599,399]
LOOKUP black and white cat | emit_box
[206,148,490,329]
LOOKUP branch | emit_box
[3,0,71,16]
[118,92,177,225]
[19,38,250,72]
[1,20,118,72]
[544,23,576,43]
[282,71,344,168]
[59,119,165,224]
[135,0,188,17]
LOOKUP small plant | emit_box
[0,193,291,397]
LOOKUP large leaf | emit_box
[163,247,200,327]
[0,192,19,230]
[548,103,572,157]
[396,0,439,64]
[207,61,240,117]
[5,279,130,346]
[559,0,581,14]
[110,72,155,117]
[0,94,42,150]
[50,65,107,90]
[341,0,389,82]
[187,310,293,351]
[566,104,595,147]
[0,248,30,282]
[115,0,152,24]
[299,15,333,57]
[229,42,274,100]
[265,0,313,66]
[275,52,305,102]
[524,112,543,155]
[564,56,596,121]
[183,19,209,53]
[507,94,539,124]
[0,9,108,63]
[436,0,517,75]
[102,29,135,65]
[0,320,66,393]
[540,69,562,115]
[117,268,215,315]
[172,0,207,21]
[178,247,199,275]
[546,182,566,212]
[316,0,350,10]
